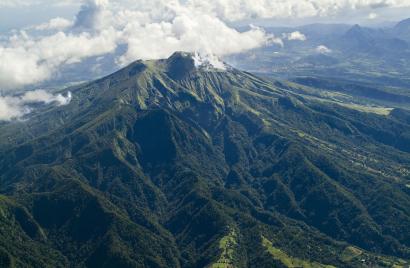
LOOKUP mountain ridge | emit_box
[0,52,410,267]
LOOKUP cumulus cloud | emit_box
[117,13,269,65]
[0,29,118,90]
[367,12,379,19]
[0,97,28,120]
[0,90,72,121]
[0,0,272,90]
[3,0,410,12]
[185,0,410,21]
[283,31,307,41]
[316,45,332,53]
[34,17,73,31]
[73,0,111,30]
[21,89,72,105]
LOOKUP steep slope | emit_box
[0,52,410,267]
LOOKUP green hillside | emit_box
[0,52,409,267]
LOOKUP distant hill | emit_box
[296,53,340,66]
[338,24,409,54]
[393,18,410,41]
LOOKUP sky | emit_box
[0,0,409,92]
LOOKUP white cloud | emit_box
[21,89,72,105]
[367,12,378,19]
[34,17,73,31]
[0,90,72,121]
[0,96,28,120]
[0,45,51,90]
[283,31,307,41]
[73,0,112,31]
[316,45,332,53]
[193,52,227,70]
[0,0,33,7]
[0,0,273,90]
[3,0,410,13]
[185,0,410,21]
[270,36,285,47]
[0,29,118,90]
[117,12,270,65]
[0,0,78,7]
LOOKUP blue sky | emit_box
[0,2,78,32]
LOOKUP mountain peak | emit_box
[396,18,410,27]
[345,24,364,37]
[395,18,410,33]
[165,52,197,79]
[342,24,375,48]
[164,52,227,79]
[2,38,410,268]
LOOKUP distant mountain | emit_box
[231,22,410,82]
[343,24,375,41]
[297,23,352,37]
[339,24,409,54]
[394,18,410,33]
[393,18,410,41]
[1,52,410,267]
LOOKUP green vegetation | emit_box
[341,246,410,267]
[261,236,335,268]
[0,52,410,267]
[210,228,238,268]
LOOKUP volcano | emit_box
[0,52,410,267]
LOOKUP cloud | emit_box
[0,0,34,7]
[0,0,78,7]
[193,52,227,70]
[269,36,285,47]
[0,45,51,90]
[117,13,270,65]
[316,45,332,53]
[73,0,111,30]
[185,0,410,21]
[21,89,72,105]
[0,0,272,90]
[0,90,72,121]
[283,31,307,41]
[34,17,73,31]
[0,96,28,120]
[0,29,118,90]
[367,12,378,19]
[3,0,410,12]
